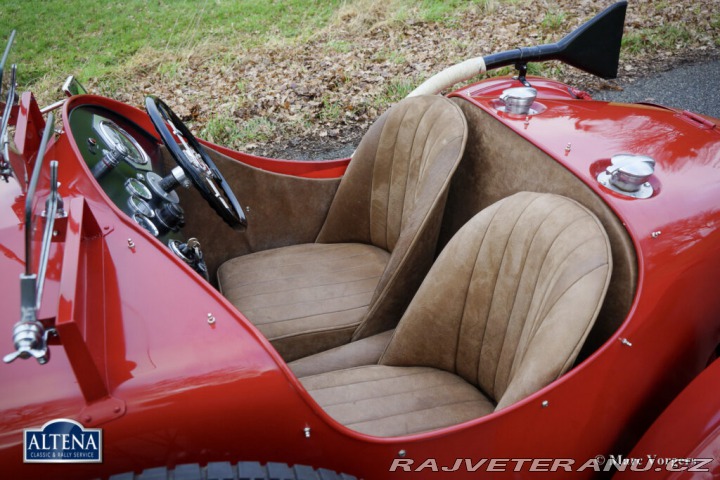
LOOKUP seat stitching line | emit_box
[514,262,608,370]
[503,207,589,382]
[222,251,387,286]
[477,196,534,394]
[491,194,552,394]
[344,400,492,426]
[227,269,384,298]
[244,290,378,322]
[454,205,501,382]
[307,369,436,392]
[380,105,413,249]
[313,377,472,406]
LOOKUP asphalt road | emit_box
[592,60,720,119]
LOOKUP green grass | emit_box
[327,40,353,54]
[622,25,692,54]
[0,0,343,88]
[0,0,491,101]
[372,78,415,108]
[711,14,720,44]
[541,10,566,31]
[319,94,345,123]
[415,0,497,22]
[201,115,275,146]
[373,47,407,65]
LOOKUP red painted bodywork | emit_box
[1,76,719,479]
[612,357,720,478]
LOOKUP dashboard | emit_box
[67,105,210,278]
[68,105,187,243]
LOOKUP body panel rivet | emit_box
[651,231,661,239]
[398,450,407,458]
[541,400,549,408]
[620,338,633,347]
[304,427,311,438]
[207,313,216,324]
[127,238,135,249]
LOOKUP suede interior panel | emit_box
[381,192,612,410]
[301,366,495,437]
[447,98,637,359]
[173,148,341,282]
[218,243,389,361]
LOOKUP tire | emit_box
[107,461,358,480]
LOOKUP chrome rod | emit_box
[24,113,55,276]
[4,114,57,365]
[36,160,60,309]
[0,29,16,97]
[0,64,16,181]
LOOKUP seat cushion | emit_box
[300,365,495,437]
[217,243,389,361]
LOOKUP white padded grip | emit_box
[407,57,487,97]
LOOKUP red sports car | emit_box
[2,2,719,478]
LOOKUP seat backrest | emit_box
[317,95,468,339]
[380,192,612,410]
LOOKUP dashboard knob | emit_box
[155,202,185,232]
[91,143,129,180]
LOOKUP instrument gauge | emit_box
[97,120,150,167]
[132,213,159,237]
[125,178,152,200]
[128,195,154,217]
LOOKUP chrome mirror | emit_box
[62,75,87,97]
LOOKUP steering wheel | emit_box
[145,95,247,230]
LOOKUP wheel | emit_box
[145,95,247,231]
[107,461,358,480]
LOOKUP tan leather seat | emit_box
[218,95,468,361]
[300,192,613,437]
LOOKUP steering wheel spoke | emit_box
[145,95,247,230]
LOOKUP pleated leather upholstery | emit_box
[316,94,468,340]
[301,366,494,437]
[301,192,612,436]
[218,95,467,361]
[218,243,389,360]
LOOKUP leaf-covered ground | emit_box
[93,0,719,159]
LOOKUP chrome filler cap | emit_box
[597,154,655,199]
[499,87,538,115]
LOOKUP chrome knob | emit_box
[156,202,185,232]
[500,87,537,115]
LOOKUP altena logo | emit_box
[24,418,102,463]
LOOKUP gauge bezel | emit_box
[97,119,151,167]
[128,195,154,218]
[132,213,159,237]
[124,177,152,200]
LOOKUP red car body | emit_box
[2,5,720,479]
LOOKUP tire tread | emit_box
[109,462,356,480]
